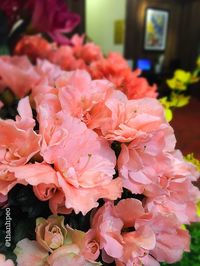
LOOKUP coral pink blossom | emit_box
[33,183,57,201]
[95,97,166,142]
[144,151,200,224]
[55,70,114,122]
[83,231,100,262]
[90,53,157,99]
[48,46,82,71]
[15,34,54,62]
[118,125,176,194]
[0,97,41,167]
[49,190,72,215]
[137,213,190,264]
[0,162,58,196]
[91,199,156,265]
[14,36,157,100]
[74,42,103,64]
[125,69,157,99]
[0,56,39,97]
[0,254,15,266]
[38,107,122,214]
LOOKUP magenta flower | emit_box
[27,0,80,44]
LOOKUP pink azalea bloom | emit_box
[118,124,176,193]
[27,0,80,44]
[37,107,121,214]
[0,162,58,196]
[144,151,200,224]
[74,43,103,64]
[55,70,114,124]
[95,97,166,142]
[49,190,72,215]
[126,69,158,99]
[15,34,54,62]
[91,199,156,265]
[36,59,64,82]
[136,213,190,264]
[90,53,157,100]
[33,183,57,201]
[48,46,81,71]
[0,254,15,266]
[0,56,40,97]
[0,97,41,167]
[83,230,100,262]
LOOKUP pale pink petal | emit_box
[0,254,15,266]
[14,239,48,266]
[115,199,145,227]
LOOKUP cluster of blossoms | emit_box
[0,36,199,266]
[14,34,157,100]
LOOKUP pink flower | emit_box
[55,70,114,124]
[0,56,39,97]
[27,0,80,44]
[90,53,157,100]
[15,35,54,62]
[14,239,49,266]
[49,190,72,215]
[38,108,122,214]
[0,254,15,266]
[118,125,176,193]
[125,69,158,99]
[95,96,166,142]
[47,244,101,266]
[137,213,190,264]
[83,231,100,262]
[0,97,41,167]
[91,199,156,265]
[74,43,103,64]
[15,217,101,266]
[0,162,58,196]
[33,183,57,201]
[144,151,200,224]
[48,46,81,71]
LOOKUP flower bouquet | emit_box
[0,2,200,266]
[0,34,199,266]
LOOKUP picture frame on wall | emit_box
[144,8,169,51]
